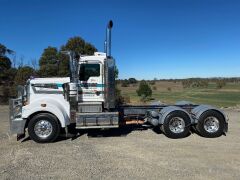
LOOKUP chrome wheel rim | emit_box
[203,116,219,133]
[169,117,185,133]
[34,120,53,138]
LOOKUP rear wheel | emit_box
[196,110,225,138]
[161,111,191,139]
[28,113,60,143]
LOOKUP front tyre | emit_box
[28,113,60,143]
[161,111,191,139]
[196,110,225,138]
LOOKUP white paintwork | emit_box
[29,77,70,84]
[21,52,108,128]
[22,77,70,127]
[20,52,108,127]
[78,53,106,102]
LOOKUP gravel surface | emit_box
[0,106,239,180]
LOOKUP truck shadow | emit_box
[63,125,193,141]
[21,126,196,143]
[71,125,149,140]
[20,125,148,143]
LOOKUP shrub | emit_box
[216,80,226,89]
[136,80,152,98]
[115,87,124,105]
[1,86,10,103]
[123,95,130,103]
[121,79,129,87]
[149,80,156,85]
[182,79,208,89]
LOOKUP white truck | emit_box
[9,21,228,143]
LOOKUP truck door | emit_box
[79,62,104,102]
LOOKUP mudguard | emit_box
[191,105,228,124]
[158,106,192,124]
[21,97,70,128]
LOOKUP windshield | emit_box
[26,83,30,102]
[17,85,24,98]
[16,83,30,103]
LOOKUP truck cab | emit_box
[9,50,118,143]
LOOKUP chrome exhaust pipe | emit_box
[105,20,113,57]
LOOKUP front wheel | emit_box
[161,111,191,139]
[28,113,60,143]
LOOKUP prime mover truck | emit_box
[9,21,228,143]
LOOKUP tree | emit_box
[57,52,70,77]
[31,58,38,70]
[38,46,59,77]
[14,66,36,85]
[0,43,13,56]
[5,68,17,85]
[84,42,97,55]
[128,78,137,84]
[136,80,152,100]
[0,56,11,70]
[64,37,97,55]
[0,43,13,84]
[0,56,12,83]
[38,37,97,77]
[58,37,97,77]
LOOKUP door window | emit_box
[79,64,100,81]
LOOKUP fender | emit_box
[191,105,228,124]
[22,97,70,127]
[158,106,192,124]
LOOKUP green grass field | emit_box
[119,81,240,107]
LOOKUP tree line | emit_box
[0,37,96,103]
[1,39,239,104]
[118,77,240,89]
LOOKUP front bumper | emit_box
[9,98,26,135]
[10,118,26,135]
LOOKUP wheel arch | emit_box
[191,105,228,124]
[22,99,70,129]
[159,106,192,125]
[25,111,61,129]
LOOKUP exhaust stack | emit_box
[105,20,113,57]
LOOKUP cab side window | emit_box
[79,64,100,81]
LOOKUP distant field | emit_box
[118,81,240,107]
[1,81,240,107]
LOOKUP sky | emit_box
[1,0,240,79]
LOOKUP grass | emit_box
[118,81,240,107]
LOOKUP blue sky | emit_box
[1,0,240,79]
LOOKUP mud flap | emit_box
[17,133,25,141]
[223,123,228,135]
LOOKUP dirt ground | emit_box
[0,105,239,180]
